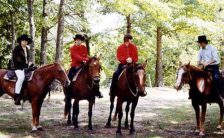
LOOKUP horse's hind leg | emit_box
[130,100,138,134]
[88,100,94,130]
[106,94,115,127]
[217,99,224,130]
[73,100,79,128]
[124,102,130,129]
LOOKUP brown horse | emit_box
[0,63,70,131]
[174,63,224,136]
[64,57,101,130]
[106,62,147,135]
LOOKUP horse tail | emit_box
[64,87,72,118]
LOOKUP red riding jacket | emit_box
[70,44,89,67]
[116,43,138,64]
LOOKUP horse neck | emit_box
[35,65,55,86]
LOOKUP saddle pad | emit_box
[72,68,82,82]
[3,71,35,82]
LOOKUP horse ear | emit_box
[97,54,102,60]
[143,60,147,68]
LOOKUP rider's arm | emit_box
[117,45,126,63]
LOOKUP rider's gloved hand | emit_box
[126,57,132,63]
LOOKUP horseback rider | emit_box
[67,34,103,98]
[13,34,32,105]
[110,34,138,96]
[189,35,220,99]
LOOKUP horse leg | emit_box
[64,96,72,125]
[73,100,79,129]
[192,101,200,132]
[112,104,118,121]
[36,99,44,131]
[31,99,39,131]
[199,103,207,136]
[106,94,115,127]
[124,102,130,129]
[116,98,123,135]
[88,100,94,130]
[130,100,138,134]
[217,100,224,130]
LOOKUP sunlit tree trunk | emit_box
[55,0,64,63]
[155,27,163,87]
[27,0,35,63]
[40,0,49,65]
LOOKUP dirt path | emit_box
[0,87,223,138]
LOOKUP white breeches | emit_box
[15,70,25,94]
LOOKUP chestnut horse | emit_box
[0,63,70,131]
[174,63,224,136]
[64,57,101,130]
[106,62,147,135]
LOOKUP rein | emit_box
[125,68,138,97]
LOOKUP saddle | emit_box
[3,67,37,82]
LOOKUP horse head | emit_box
[52,63,70,87]
[85,56,101,84]
[174,63,192,91]
[127,60,147,97]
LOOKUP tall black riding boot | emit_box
[109,76,117,96]
[14,93,21,105]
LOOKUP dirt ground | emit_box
[0,87,224,138]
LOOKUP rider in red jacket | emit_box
[67,34,103,98]
[110,34,138,96]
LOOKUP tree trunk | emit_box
[126,14,131,34]
[27,0,35,63]
[84,34,90,56]
[10,11,16,50]
[55,0,65,63]
[155,27,163,87]
[40,0,49,65]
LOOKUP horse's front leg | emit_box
[217,100,224,130]
[199,103,207,136]
[130,99,138,134]
[192,100,200,132]
[125,102,130,129]
[73,100,79,129]
[106,94,116,127]
[88,100,94,130]
[116,98,123,135]
[31,98,44,132]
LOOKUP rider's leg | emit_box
[14,69,25,105]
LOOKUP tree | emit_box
[40,0,49,65]
[27,0,36,63]
[55,0,65,63]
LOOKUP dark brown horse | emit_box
[174,63,224,136]
[0,63,70,131]
[64,57,101,130]
[106,62,147,135]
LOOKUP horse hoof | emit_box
[88,126,93,130]
[31,126,38,133]
[125,124,129,129]
[194,129,200,133]
[217,125,222,130]
[67,121,71,125]
[105,123,111,128]
[37,125,44,131]
[116,130,122,135]
[199,131,205,136]
[130,129,135,134]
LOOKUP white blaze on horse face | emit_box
[175,68,185,88]
[137,69,144,87]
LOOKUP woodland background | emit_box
[0,0,224,87]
